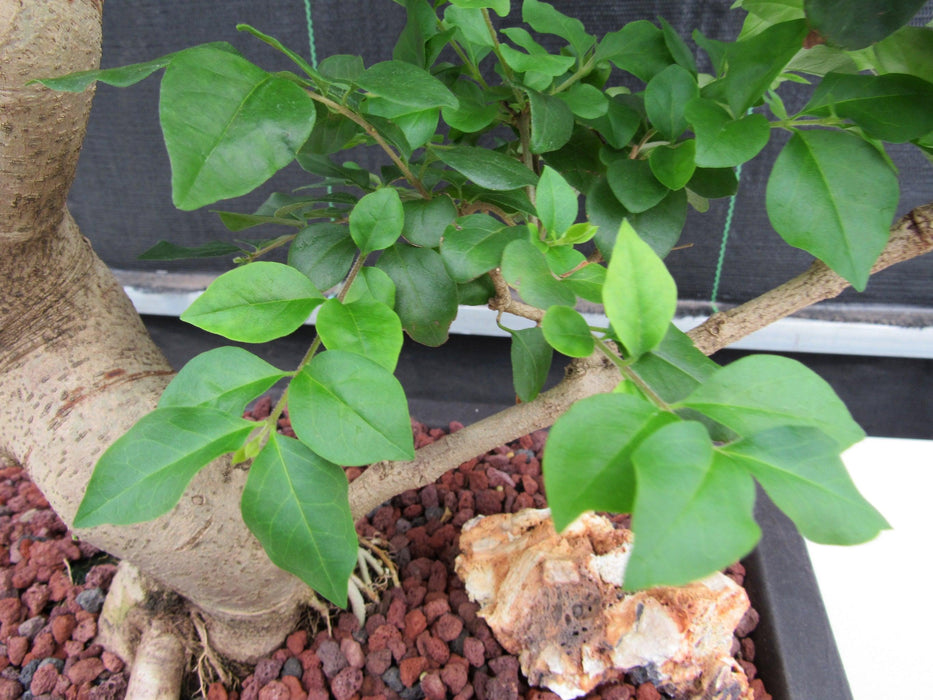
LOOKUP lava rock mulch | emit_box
[0,408,772,700]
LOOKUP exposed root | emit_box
[191,611,234,694]
[124,617,188,700]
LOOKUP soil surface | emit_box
[0,409,772,700]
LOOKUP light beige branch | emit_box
[488,268,545,323]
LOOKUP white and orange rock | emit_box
[455,509,753,700]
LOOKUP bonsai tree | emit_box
[4,0,932,694]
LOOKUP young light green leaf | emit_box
[349,188,405,255]
[181,262,324,343]
[344,267,397,308]
[437,145,539,190]
[541,307,595,358]
[376,244,459,346]
[510,327,554,402]
[602,220,677,359]
[645,64,700,140]
[527,90,575,154]
[500,239,576,309]
[536,167,579,237]
[765,129,898,290]
[138,240,243,261]
[402,197,458,248]
[607,159,670,214]
[544,393,676,530]
[160,46,316,210]
[448,0,510,17]
[685,99,771,167]
[289,350,414,465]
[626,325,718,403]
[288,223,357,292]
[241,433,357,607]
[566,263,607,303]
[679,354,865,449]
[74,408,256,528]
[356,60,458,110]
[648,141,697,191]
[720,426,889,543]
[627,425,760,589]
[158,348,285,412]
[316,299,404,371]
[804,0,928,49]
[440,215,526,283]
[596,21,674,82]
[522,0,596,57]
[499,33,576,76]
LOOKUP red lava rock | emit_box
[741,636,756,662]
[329,666,363,700]
[636,683,662,700]
[527,690,562,700]
[280,674,304,700]
[601,686,635,700]
[400,657,429,687]
[207,681,229,700]
[489,654,519,679]
[736,606,760,637]
[441,659,469,694]
[101,650,125,673]
[6,635,28,665]
[285,629,307,657]
[419,632,450,666]
[22,583,49,618]
[740,659,757,680]
[368,623,401,652]
[423,598,450,624]
[71,616,96,643]
[475,489,503,515]
[386,595,406,630]
[67,657,104,685]
[365,647,393,676]
[486,468,515,488]
[47,570,71,601]
[434,612,464,642]
[302,665,326,694]
[341,637,365,669]
[257,680,290,700]
[297,648,320,671]
[30,662,61,695]
[751,678,773,700]
[316,639,348,678]
[403,608,427,641]
[463,636,485,667]
[0,597,23,626]
[24,631,56,664]
[0,678,23,700]
[306,690,329,700]
[254,658,284,686]
[420,671,446,700]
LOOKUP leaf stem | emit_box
[551,55,597,95]
[592,336,671,411]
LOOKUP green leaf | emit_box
[802,72,933,143]
[645,64,700,140]
[522,0,596,57]
[500,239,576,309]
[648,141,697,191]
[318,54,365,83]
[527,90,575,154]
[241,433,357,607]
[437,145,539,190]
[627,424,760,589]
[458,275,497,306]
[685,99,771,167]
[376,244,459,346]
[804,0,928,49]
[607,158,670,214]
[509,327,554,402]
[499,30,577,77]
[581,97,642,149]
[138,240,242,261]
[214,212,304,233]
[349,188,405,255]
[597,21,674,82]
[679,354,865,449]
[74,408,256,527]
[236,24,322,81]
[316,299,404,372]
[448,0,510,17]
[402,197,458,248]
[356,60,458,110]
[686,167,738,198]
[289,350,414,465]
[544,393,675,530]
[442,80,500,133]
[603,220,677,359]
[181,262,324,343]
[536,167,579,237]
[440,215,526,282]
[566,263,607,303]
[158,347,285,413]
[344,267,397,307]
[867,26,933,81]
[590,178,687,258]
[720,426,889,543]
[557,83,609,119]
[288,223,356,292]
[659,16,698,75]
[627,325,719,403]
[160,46,316,210]
[765,129,898,290]
[541,307,595,358]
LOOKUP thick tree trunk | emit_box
[0,0,307,662]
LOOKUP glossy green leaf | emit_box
[181,262,324,343]
[236,24,322,81]
[440,215,526,283]
[138,240,242,261]
[316,299,403,371]
[566,263,607,303]
[510,327,554,402]
[628,425,760,589]
[679,354,866,449]
[582,98,642,149]
[448,0,510,17]
[607,158,670,214]
[158,347,285,412]
[803,72,933,143]
[357,60,458,110]
[442,80,500,133]
[544,393,675,530]
[527,90,575,154]
[867,26,933,81]
[685,99,771,167]
[626,325,718,403]
[596,21,674,82]
[241,433,357,607]
[437,145,539,190]
[557,83,609,119]
[544,245,585,276]
[720,426,888,543]
[804,0,928,49]
[349,188,405,255]
[603,220,677,359]
[376,244,458,346]
[541,307,594,358]
[402,197,458,248]
[160,46,316,210]
[536,167,579,237]
[590,179,687,259]
[765,129,898,290]
[500,239,576,309]
[522,0,595,57]
[645,64,700,140]
[74,408,256,527]
[500,29,577,76]
[659,16,698,74]
[289,350,414,465]
[648,141,697,191]
[288,223,356,292]
[344,266,397,308]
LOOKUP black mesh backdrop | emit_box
[67,1,933,307]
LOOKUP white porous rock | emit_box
[455,509,753,700]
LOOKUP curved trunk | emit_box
[0,0,307,661]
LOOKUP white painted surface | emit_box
[806,437,933,699]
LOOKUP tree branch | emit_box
[488,268,544,323]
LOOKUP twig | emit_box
[487,268,544,322]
